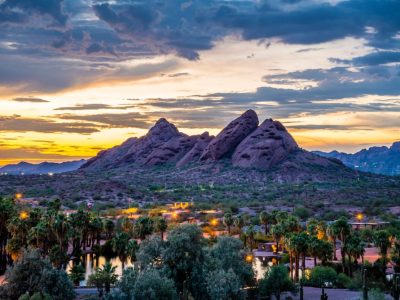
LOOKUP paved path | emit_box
[284,287,392,300]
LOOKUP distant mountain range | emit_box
[313,142,400,176]
[0,159,86,175]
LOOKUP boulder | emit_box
[200,110,259,160]
[176,132,214,167]
[232,119,298,169]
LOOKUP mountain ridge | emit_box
[313,141,400,176]
[0,159,87,175]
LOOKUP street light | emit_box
[15,193,23,199]
[356,213,364,221]
[19,211,28,220]
[362,266,368,300]
[245,254,253,263]
[393,273,400,300]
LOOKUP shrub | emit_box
[308,266,337,287]
[336,273,351,288]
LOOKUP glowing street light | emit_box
[15,193,23,199]
[210,218,218,226]
[19,211,29,220]
[245,254,253,263]
[356,213,364,221]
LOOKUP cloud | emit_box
[54,103,135,111]
[0,115,101,134]
[0,0,68,27]
[334,51,400,66]
[11,97,50,103]
[56,112,152,128]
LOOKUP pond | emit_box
[66,254,300,287]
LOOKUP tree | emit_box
[133,268,177,300]
[111,232,130,269]
[116,267,138,299]
[88,262,118,297]
[137,235,165,269]
[308,266,337,287]
[104,219,115,239]
[308,236,333,267]
[345,234,365,276]
[53,214,69,254]
[258,265,297,300]
[133,217,154,240]
[326,223,337,261]
[162,224,205,294]
[234,215,245,234]
[206,269,244,300]
[270,224,284,253]
[373,230,391,261]
[0,249,74,300]
[209,236,254,286]
[259,211,271,235]
[89,216,103,247]
[154,217,168,241]
[68,264,85,286]
[223,213,234,235]
[332,217,351,273]
[0,197,16,273]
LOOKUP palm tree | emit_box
[234,215,245,235]
[133,217,154,240]
[111,232,130,269]
[223,213,234,235]
[127,239,139,263]
[345,235,365,277]
[89,216,103,247]
[259,211,271,236]
[270,224,284,253]
[104,219,115,240]
[373,230,391,263]
[69,263,85,286]
[53,214,70,252]
[284,234,296,280]
[326,223,337,260]
[154,217,168,241]
[332,217,351,272]
[88,262,118,296]
[307,218,319,237]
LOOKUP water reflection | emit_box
[66,254,133,286]
[67,254,302,287]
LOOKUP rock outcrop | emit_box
[232,119,298,169]
[81,110,341,172]
[176,132,214,167]
[200,110,259,161]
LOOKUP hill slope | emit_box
[0,160,86,175]
[314,142,400,176]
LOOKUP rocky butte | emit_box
[81,110,343,174]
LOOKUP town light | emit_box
[210,218,218,226]
[356,213,364,221]
[19,211,29,220]
[15,193,23,199]
[245,254,253,263]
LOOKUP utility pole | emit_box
[393,273,400,300]
[299,264,304,300]
[362,266,368,300]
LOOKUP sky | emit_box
[0,0,399,165]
